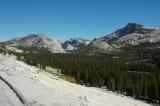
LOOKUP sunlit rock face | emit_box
[62,38,91,51]
[2,34,65,53]
[86,23,160,52]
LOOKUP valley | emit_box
[0,23,160,105]
[0,54,152,106]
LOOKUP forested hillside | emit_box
[13,46,160,104]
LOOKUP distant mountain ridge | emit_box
[83,23,160,53]
[1,34,65,53]
[1,23,160,53]
[62,38,91,51]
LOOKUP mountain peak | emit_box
[25,34,49,39]
[1,34,65,53]
[115,23,157,37]
[126,23,158,30]
[125,23,144,31]
[87,23,160,52]
[124,23,158,32]
[126,23,143,27]
[122,23,144,33]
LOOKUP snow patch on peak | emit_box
[65,44,76,51]
[63,38,91,51]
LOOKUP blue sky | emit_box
[0,0,160,41]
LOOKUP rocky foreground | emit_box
[0,54,152,106]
